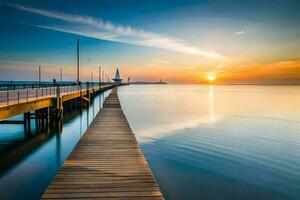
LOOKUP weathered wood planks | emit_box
[42,88,164,199]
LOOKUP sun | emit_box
[207,73,216,82]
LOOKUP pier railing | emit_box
[0,84,111,107]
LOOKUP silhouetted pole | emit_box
[102,71,104,83]
[99,66,101,86]
[60,68,62,82]
[38,66,41,88]
[77,39,80,85]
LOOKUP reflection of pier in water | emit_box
[0,90,107,176]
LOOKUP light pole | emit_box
[99,66,101,87]
[77,39,80,85]
[60,67,62,82]
[38,66,41,88]
[102,70,104,84]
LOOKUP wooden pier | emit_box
[42,88,164,199]
[0,84,115,120]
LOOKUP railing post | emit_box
[36,88,38,100]
[56,86,60,98]
[18,91,20,103]
[26,90,28,101]
[7,91,9,105]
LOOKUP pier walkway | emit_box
[42,88,164,199]
[0,84,114,121]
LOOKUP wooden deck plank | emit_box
[42,88,164,199]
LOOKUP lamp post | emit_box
[76,39,80,85]
[99,66,101,87]
[60,68,62,82]
[38,66,41,88]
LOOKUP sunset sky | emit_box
[0,0,299,83]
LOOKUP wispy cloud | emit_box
[235,31,244,34]
[8,3,224,59]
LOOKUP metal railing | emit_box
[0,83,112,107]
[0,82,77,91]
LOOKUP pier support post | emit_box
[46,107,50,126]
[35,110,39,130]
[41,109,45,130]
[24,113,27,132]
[24,112,31,136]
[27,112,31,133]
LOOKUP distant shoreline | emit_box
[130,81,167,85]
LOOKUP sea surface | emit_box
[0,85,299,200]
[118,85,300,200]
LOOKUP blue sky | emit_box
[0,0,299,83]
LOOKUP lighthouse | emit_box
[113,68,122,84]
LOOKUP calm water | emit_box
[118,85,300,200]
[0,91,110,199]
[0,85,299,200]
